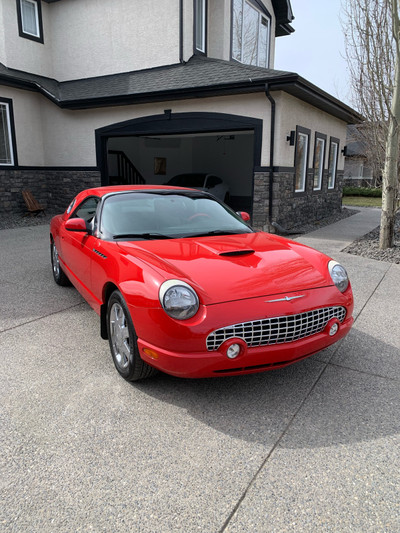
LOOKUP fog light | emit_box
[226,343,241,359]
[329,323,339,336]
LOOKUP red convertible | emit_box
[50,185,353,381]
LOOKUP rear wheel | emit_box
[107,290,158,381]
[50,239,70,286]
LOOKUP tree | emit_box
[342,0,400,249]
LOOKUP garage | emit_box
[96,112,263,215]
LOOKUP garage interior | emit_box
[107,130,255,213]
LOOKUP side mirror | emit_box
[237,211,251,222]
[65,218,88,232]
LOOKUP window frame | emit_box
[16,0,44,44]
[312,132,326,192]
[194,0,207,54]
[327,137,340,190]
[0,98,18,167]
[231,0,271,68]
[294,126,310,194]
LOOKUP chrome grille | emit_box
[206,306,346,351]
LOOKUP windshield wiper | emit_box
[113,233,172,240]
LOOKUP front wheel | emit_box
[50,239,70,286]
[107,291,158,381]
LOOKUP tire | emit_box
[107,290,158,381]
[51,239,71,286]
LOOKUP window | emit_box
[328,138,339,189]
[294,127,310,193]
[195,0,206,53]
[313,133,326,191]
[0,100,17,167]
[17,0,43,43]
[232,0,271,68]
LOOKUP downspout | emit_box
[265,83,275,230]
[179,0,184,63]
[265,83,299,235]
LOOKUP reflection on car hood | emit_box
[116,232,332,304]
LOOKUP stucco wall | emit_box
[1,0,52,76]
[10,91,271,168]
[0,86,46,167]
[273,91,347,170]
[2,0,180,80]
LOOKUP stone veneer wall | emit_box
[0,169,101,215]
[252,169,344,232]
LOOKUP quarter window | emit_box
[232,0,271,68]
[313,133,326,191]
[17,0,43,43]
[328,138,339,189]
[294,127,310,193]
[0,100,16,166]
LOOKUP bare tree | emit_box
[342,0,400,248]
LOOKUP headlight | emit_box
[328,260,349,293]
[159,280,199,320]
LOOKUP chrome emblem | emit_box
[266,295,305,303]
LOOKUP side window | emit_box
[328,137,340,189]
[232,0,271,68]
[194,0,206,53]
[72,197,100,222]
[0,98,17,166]
[16,0,44,43]
[313,132,326,191]
[294,126,310,193]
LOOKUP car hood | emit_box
[116,232,333,305]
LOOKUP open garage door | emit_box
[107,130,254,211]
[96,112,263,215]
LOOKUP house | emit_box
[343,125,376,188]
[0,0,361,230]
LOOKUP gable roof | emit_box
[0,55,361,123]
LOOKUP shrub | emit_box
[343,186,382,197]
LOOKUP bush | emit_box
[343,186,382,197]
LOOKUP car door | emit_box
[60,196,100,304]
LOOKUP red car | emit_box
[50,185,353,381]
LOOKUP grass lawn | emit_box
[342,196,382,208]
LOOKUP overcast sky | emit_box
[274,0,353,106]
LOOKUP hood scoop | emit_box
[219,249,255,257]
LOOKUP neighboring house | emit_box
[0,0,361,230]
[343,125,375,188]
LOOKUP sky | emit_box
[274,0,353,107]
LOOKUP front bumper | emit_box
[133,285,354,378]
[138,314,353,377]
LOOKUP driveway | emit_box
[1,209,399,532]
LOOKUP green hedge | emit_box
[343,186,382,197]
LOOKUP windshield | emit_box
[99,191,253,240]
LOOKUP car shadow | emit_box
[133,329,400,450]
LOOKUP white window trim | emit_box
[20,0,40,38]
[0,102,15,167]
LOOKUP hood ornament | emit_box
[266,295,305,303]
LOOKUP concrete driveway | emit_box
[1,209,399,532]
